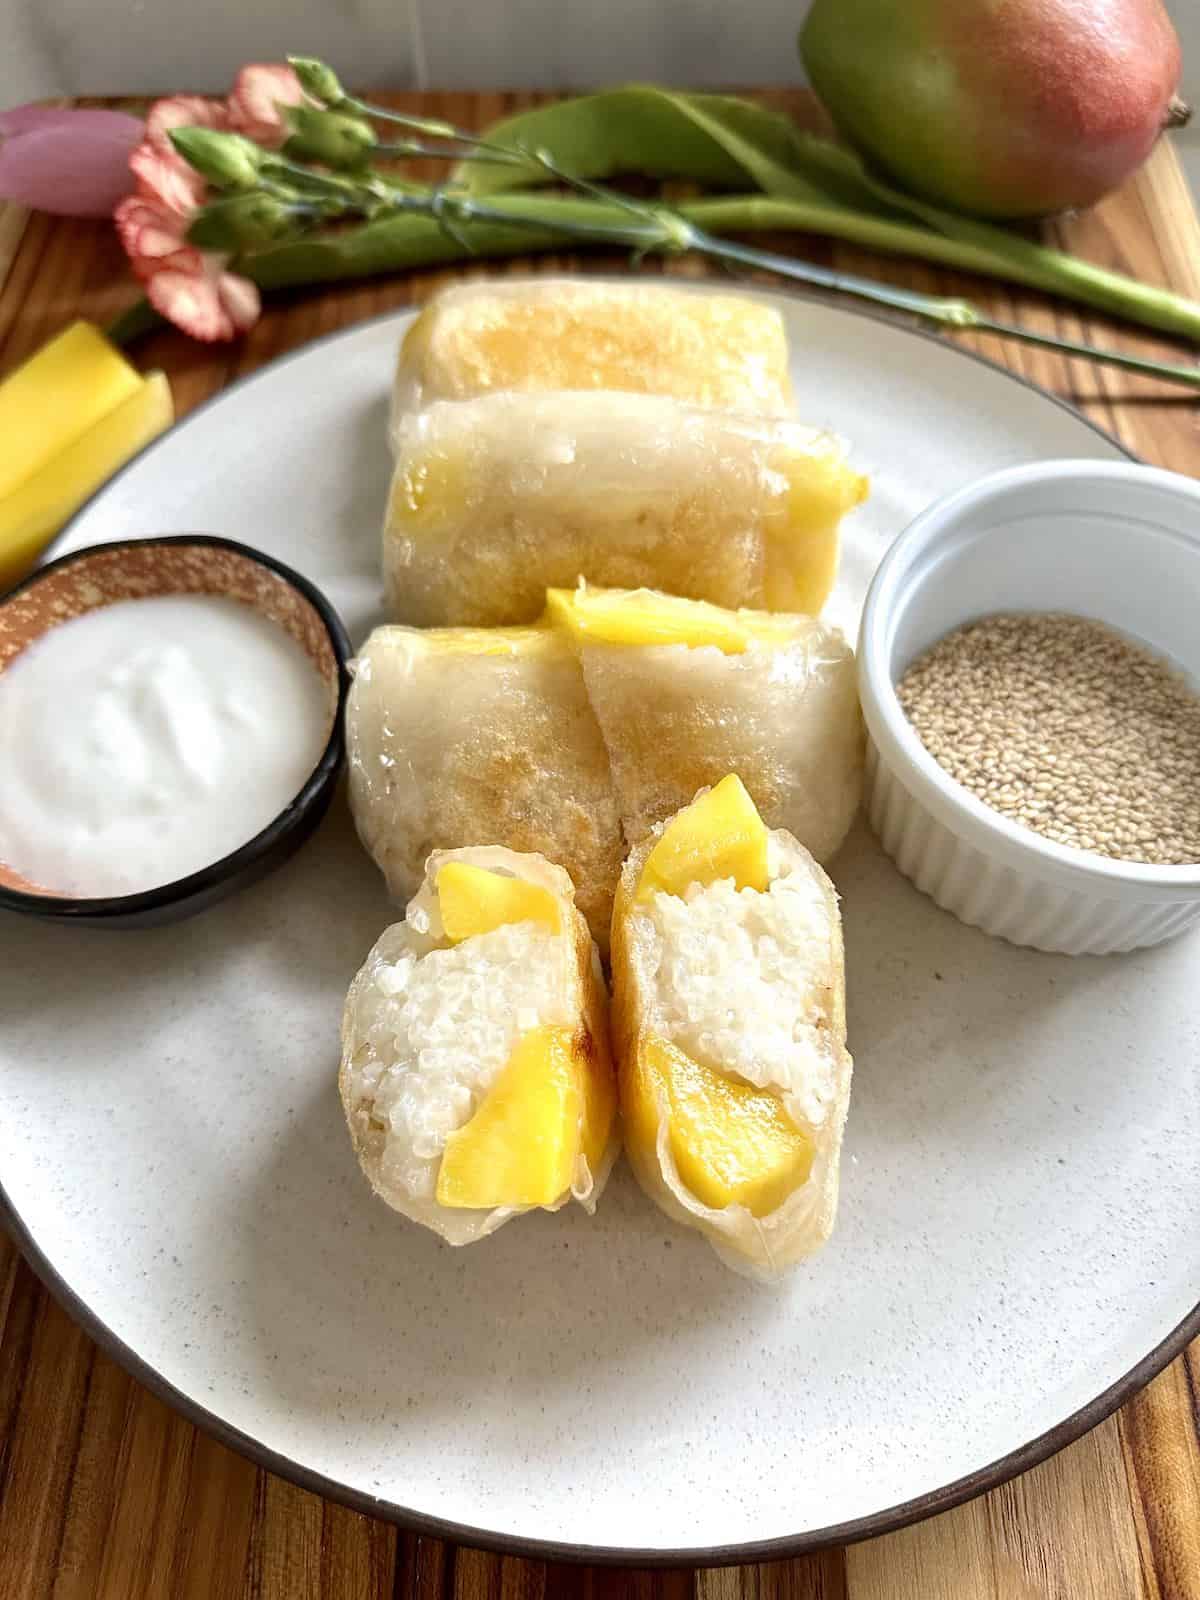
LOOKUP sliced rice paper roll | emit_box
[341,846,618,1245]
[384,391,867,628]
[391,277,795,428]
[345,624,623,948]
[611,776,853,1279]
[546,584,863,863]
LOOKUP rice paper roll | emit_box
[547,585,863,862]
[384,391,867,628]
[341,846,618,1246]
[346,624,623,947]
[392,278,794,425]
[611,777,853,1278]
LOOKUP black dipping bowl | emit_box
[0,536,352,928]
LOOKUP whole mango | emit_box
[800,0,1189,219]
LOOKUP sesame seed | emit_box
[896,612,1200,866]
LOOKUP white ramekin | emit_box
[857,459,1200,955]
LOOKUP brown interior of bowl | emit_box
[0,541,341,900]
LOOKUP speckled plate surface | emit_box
[2,284,1198,1563]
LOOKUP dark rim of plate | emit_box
[4,281,1194,1568]
[0,534,353,921]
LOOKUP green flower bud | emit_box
[187,192,303,251]
[287,56,345,106]
[283,105,375,169]
[169,128,265,191]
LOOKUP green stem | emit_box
[786,135,1200,342]
[695,231,1200,387]
[373,141,522,166]
[244,191,1200,390]
[970,317,1200,388]
[106,299,165,346]
[338,97,459,136]
[699,230,981,321]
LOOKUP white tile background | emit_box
[1,0,1197,188]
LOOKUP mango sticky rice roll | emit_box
[391,278,795,424]
[345,623,623,948]
[384,392,867,627]
[340,846,618,1245]
[347,624,624,947]
[611,776,853,1278]
[546,585,863,864]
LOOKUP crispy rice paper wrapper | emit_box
[383,391,867,628]
[340,845,618,1246]
[391,277,795,426]
[345,624,624,949]
[559,591,863,862]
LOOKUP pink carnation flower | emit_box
[145,263,261,343]
[115,65,303,342]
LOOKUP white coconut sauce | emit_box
[0,594,332,897]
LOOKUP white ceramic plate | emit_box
[2,284,1198,1564]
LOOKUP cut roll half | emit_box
[612,777,853,1278]
[391,278,795,424]
[546,583,863,863]
[384,391,867,627]
[340,846,618,1246]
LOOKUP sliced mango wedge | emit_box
[0,321,144,504]
[631,1037,813,1217]
[0,370,174,594]
[763,444,868,614]
[636,774,769,902]
[544,584,794,653]
[436,1025,582,1208]
[436,862,561,941]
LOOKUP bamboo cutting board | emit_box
[1,91,1199,1600]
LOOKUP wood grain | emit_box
[2,91,1200,1600]
[0,204,30,299]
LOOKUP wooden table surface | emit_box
[1,90,1199,1600]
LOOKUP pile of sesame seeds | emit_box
[897,612,1200,866]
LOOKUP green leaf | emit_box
[644,87,871,210]
[452,87,1200,343]
[455,86,848,205]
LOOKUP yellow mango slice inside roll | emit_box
[437,1026,584,1209]
[763,443,868,614]
[636,774,769,902]
[629,1038,814,1218]
[436,1020,616,1213]
[436,861,561,941]
[544,585,796,654]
